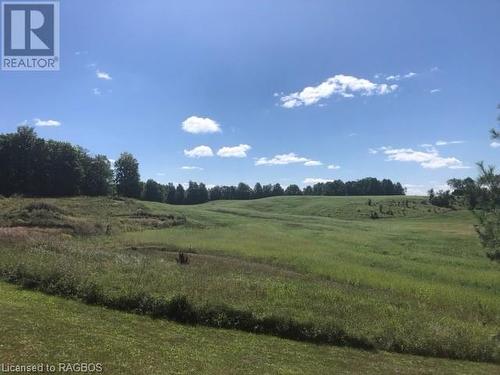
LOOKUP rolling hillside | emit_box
[0,195,498,372]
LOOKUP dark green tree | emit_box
[114,152,141,198]
[262,184,273,197]
[253,183,263,199]
[174,184,185,205]
[199,183,209,203]
[165,183,176,204]
[81,154,113,196]
[143,179,164,202]
[272,183,284,196]
[285,184,302,195]
[235,182,252,200]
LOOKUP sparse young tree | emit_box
[474,163,500,261]
[475,105,500,261]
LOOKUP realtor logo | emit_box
[2,1,59,71]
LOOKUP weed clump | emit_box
[176,252,190,265]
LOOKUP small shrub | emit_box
[176,251,190,265]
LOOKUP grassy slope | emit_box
[1,282,497,375]
[0,196,499,365]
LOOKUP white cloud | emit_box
[430,66,439,72]
[380,146,469,169]
[279,74,397,108]
[327,164,341,170]
[182,116,221,134]
[255,153,321,166]
[430,88,441,94]
[181,166,203,170]
[490,141,500,148]
[435,140,464,146]
[33,118,61,127]
[303,178,333,185]
[420,143,433,148]
[304,160,323,167]
[93,88,101,96]
[184,145,214,158]
[386,72,417,81]
[96,70,112,80]
[385,75,399,81]
[368,148,379,155]
[217,144,251,158]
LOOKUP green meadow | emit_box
[0,195,499,372]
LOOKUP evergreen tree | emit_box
[174,184,185,204]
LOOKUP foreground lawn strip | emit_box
[3,282,498,375]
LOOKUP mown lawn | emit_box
[1,282,497,375]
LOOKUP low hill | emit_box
[202,195,452,220]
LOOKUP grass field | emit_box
[2,282,498,375]
[0,195,499,373]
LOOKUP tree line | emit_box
[0,127,405,202]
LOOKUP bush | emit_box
[428,189,455,208]
[176,252,190,265]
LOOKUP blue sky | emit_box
[1,0,499,194]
